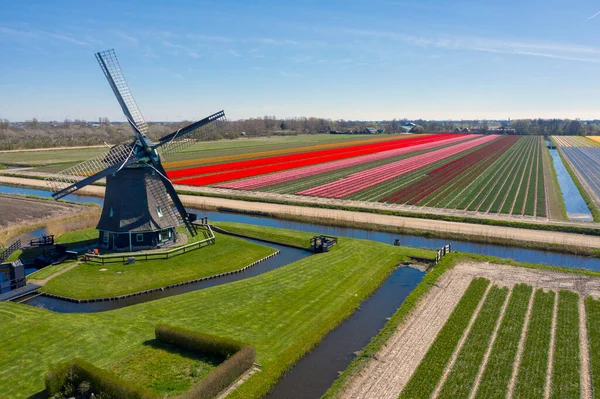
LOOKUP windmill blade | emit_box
[156,110,226,157]
[148,162,197,236]
[45,142,137,199]
[95,49,149,138]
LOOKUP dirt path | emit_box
[339,262,600,399]
[27,261,81,286]
[580,297,592,399]
[544,292,558,399]
[339,267,474,399]
[1,175,599,250]
[0,145,106,153]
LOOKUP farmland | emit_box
[553,136,600,219]
[337,261,600,399]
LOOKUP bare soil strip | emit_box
[507,291,535,399]
[340,262,600,399]
[580,297,592,399]
[338,268,474,399]
[431,284,492,399]
[468,288,512,399]
[544,292,559,399]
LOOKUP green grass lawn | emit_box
[109,340,223,397]
[0,225,432,398]
[40,232,276,299]
[213,221,315,248]
[26,260,77,281]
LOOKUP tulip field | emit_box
[168,133,563,219]
[552,136,600,213]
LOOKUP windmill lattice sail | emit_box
[44,142,137,197]
[95,49,149,136]
[158,111,226,157]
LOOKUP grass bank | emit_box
[213,221,315,249]
[40,232,276,300]
[0,225,432,398]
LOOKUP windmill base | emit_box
[98,228,176,252]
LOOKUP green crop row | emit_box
[399,278,490,399]
[437,286,508,399]
[514,289,556,399]
[585,297,600,397]
[475,284,533,399]
[441,137,526,210]
[550,291,581,399]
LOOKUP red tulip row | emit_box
[217,134,472,190]
[297,135,499,198]
[172,134,462,186]
[380,135,520,204]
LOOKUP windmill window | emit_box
[157,206,163,217]
[109,207,114,218]
[136,234,144,242]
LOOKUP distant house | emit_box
[364,127,378,134]
[400,122,416,133]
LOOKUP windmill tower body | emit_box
[45,49,225,252]
[97,166,179,251]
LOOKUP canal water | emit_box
[548,147,593,222]
[0,184,597,270]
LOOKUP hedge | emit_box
[45,358,155,399]
[155,324,256,399]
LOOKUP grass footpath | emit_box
[475,284,533,399]
[550,290,581,399]
[0,225,432,398]
[437,286,508,399]
[398,277,490,399]
[513,289,555,399]
[40,232,276,299]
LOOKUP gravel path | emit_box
[339,262,599,399]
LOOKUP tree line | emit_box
[0,116,597,150]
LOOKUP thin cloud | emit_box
[111,30,139,45]
[586,9,600,22]
[45,32,89,46]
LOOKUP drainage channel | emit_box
[22,238,310,313]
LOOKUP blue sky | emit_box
[3,0,600,121]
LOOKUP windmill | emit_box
[45,49,225,252]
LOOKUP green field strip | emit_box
[514,289,556,399]
[440,137,526,210]
[550,290,581,399]
[475,284,533,399]
[437,286,508,399]
[511,139,537,215]
[464,137,530,212]
[524,139,540,216]
[492,137,536,214]
[398,278,490,399]
[585,297,600,398]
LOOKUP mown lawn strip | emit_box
[475,284,532,399]
[398,278,490,399]
[513,289,555,399]
[437,286,508,399]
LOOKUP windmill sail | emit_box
[157,110,226,157]
[95,49,149,137]
[45,141,137,199]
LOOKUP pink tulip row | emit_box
[297,135,499,198]
[217,135,472,190]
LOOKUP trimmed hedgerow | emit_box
[155,324,256,399]
[45,358,154,399]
